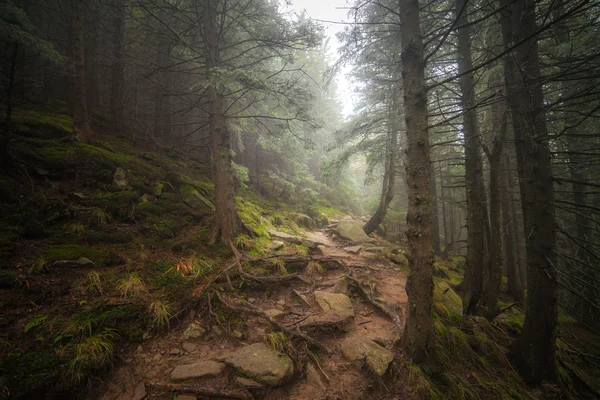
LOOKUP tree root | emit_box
[214,291,330,354]
[345,274,405,327]
[145,381,252,399]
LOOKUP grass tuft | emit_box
[116,272,147,298]
[148,300,171,328]
[264,331,287,352]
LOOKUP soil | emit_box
[98,224,410,400]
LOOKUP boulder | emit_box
[337,220,370,242]
[334,278,349,295]
[52,257,95,268]
[170,361,225,381]
[340,337,394,376]
[433,281,463,315]
[235,377,263,388]
[267,240,285,251]
[292,213,316,229]
[180,185,214,211]
[314,291,354,321]
[113,167,128,189]
[222,343,294,386]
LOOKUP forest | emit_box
[0,0,599,399]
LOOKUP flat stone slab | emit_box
[337,219,370,242]
[314,291,354,321]
[235,377,263,388]
[340,337,394,376]
[343,245,362,254]
[223,343,294,386]
[170,361,224,381]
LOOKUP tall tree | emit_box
[502,0,559,383]
[399,0,434,363]
[70,0,91,139]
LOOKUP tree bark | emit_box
[204,0,240,244]
[440,161,450,258]
[456,0,485,315]
[398,0,434,364]
[2,42,18,165]
[110,0,126,133]
[503,153,524,301]
[70,0,91,139]
[430,162,441,256]
[502,0,558,384]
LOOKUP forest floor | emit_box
[98,223,413,400]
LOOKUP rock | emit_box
[235,377,263,388]
[277,300,285,306]
[337,220,370,242]
[183,322,205,339]
[365,246,385,253]
[180,185,215,211]
[222,343,294,386]
[343,245,362,254]
[390,254,406,265]
[292,213,316,229]
[334,278,349,295]
[268,229,303,245]
[113,167,128,189]
[315,245,328,255]
[340,337,394,376]
[264,309,285,319]
[248,297,256,303]
[182,342,197,352]
[433,281,463,315]
[170,361,225,381]
[306,364,326,390]
[302,231,331,248]
[211,325,223,336]
[152,353,162,362]
[132,381,146,400]
[170,348,181,355]
[267,241,285,251]
[52,257,95,268]
[232,330,243,339]
[135,345,143,353]
[314,291,354,321]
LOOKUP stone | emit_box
[183,322,205,339]
[292,213,316,229]
[248,297,256,303]
[232,330,243,339]
[113,167,128,189]
[132,381,146,400]
[337,220,370,242]
[182,342,197,352]
[340,337,394,376]
[390,254,406,265]
[222,343,294,386]
[314,291,354,321]
[180,185,214,211]
[277,300,285,306]
[235,377,263,388]
[268,241,285,251]
[170,361,225,381]
[152,353,162,362]
[52,257,95,268]
[268,229,303,245]
[211,325,223,336]
[170,348,181,355]
[343,245,363,254]
[334,278,349,295]
[365,246,385,253]
[433,281,463,315]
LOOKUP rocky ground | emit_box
[98,218,416,400]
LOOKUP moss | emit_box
[13,108,74,138]
[236,197,270,237]
[44,244,120,266]
[177,175,215,199]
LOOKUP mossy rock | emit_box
[434,280,463,315]
[12,109,74,139]
[180,185,214,211]
[236,197,269,237]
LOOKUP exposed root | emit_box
[145,381,252,399]
[345,274,405,327]
[214,291,330,354]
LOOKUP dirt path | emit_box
[99,223,408,400]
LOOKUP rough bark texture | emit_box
[439,161,450,258]
[456,0,485,314]
[503,153,523,301]
[70,0,91,139]
[110,0,126,133]
[399,0,434,364]
[502,0,558,384]
[430,163,441,256]
[204,0,240,244]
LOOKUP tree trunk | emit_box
[2,42,18,165]
[456,0,485,315]
[398,0,434,364]
[502,0,558,384]
[204,0,240,244]
[503,153,524,301]
[70,0,91,139]
[364,86,398,235]
[110,0,126,133]
[430,162,441,256]
[440,161,450,258]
